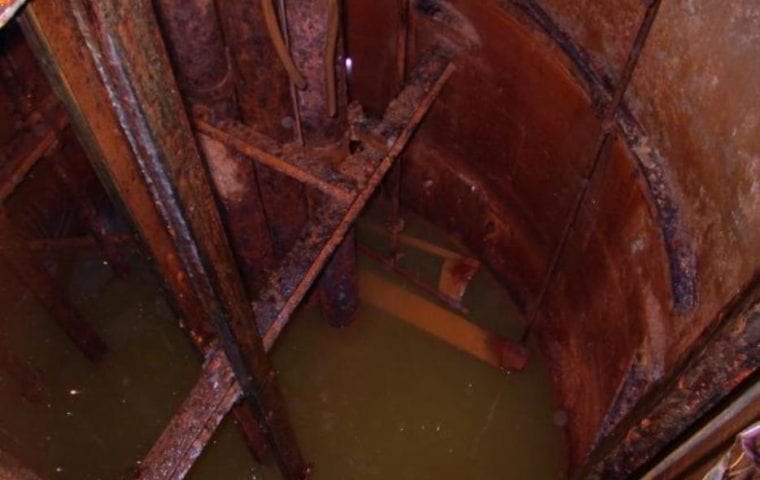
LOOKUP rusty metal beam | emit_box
[286,0,346,142]
[130,348,242,480]
[582,275,760,479]
[194,119,354,203]
[153,0,277,293]
[152,0,238,120]
[258,57,456,346]
[394,0,410,94]
[284,0,360,328]
[124,52,455,480]
[20,2,307,479]
[641,379,760,480]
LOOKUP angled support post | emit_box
[19,1,308,478]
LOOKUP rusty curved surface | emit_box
[346,0,759,473]
[4,0,757,478]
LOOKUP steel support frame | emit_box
[19,0,459,476]
[20,1,308,479]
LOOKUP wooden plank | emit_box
[359,219,472,261]
[359,269,528,372]
[358,242,469,315]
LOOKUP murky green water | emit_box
[0,209,563,479]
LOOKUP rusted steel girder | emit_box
[123,52,455,480]
[215,0,292,141]
[215,0,310,260]
[130,348,242,480]
[152,0,276,295]
[286,0,359,327]
[582,275,760,479]
[194,119,354,204]
[258,55,456,345]
[287,0,347,142]
[152,0,236,120]
[19,1,308,479]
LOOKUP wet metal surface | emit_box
[152,0,238,119]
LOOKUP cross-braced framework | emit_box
[14,1,524,478]
[135,55,463,480]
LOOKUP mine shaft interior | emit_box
[0,0,758,479]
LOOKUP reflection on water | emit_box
[0,207,563,479]
[0,254,200,479]
[191,209,564,480]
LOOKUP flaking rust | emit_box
[154,0,277,295]
[585,277,760,479]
